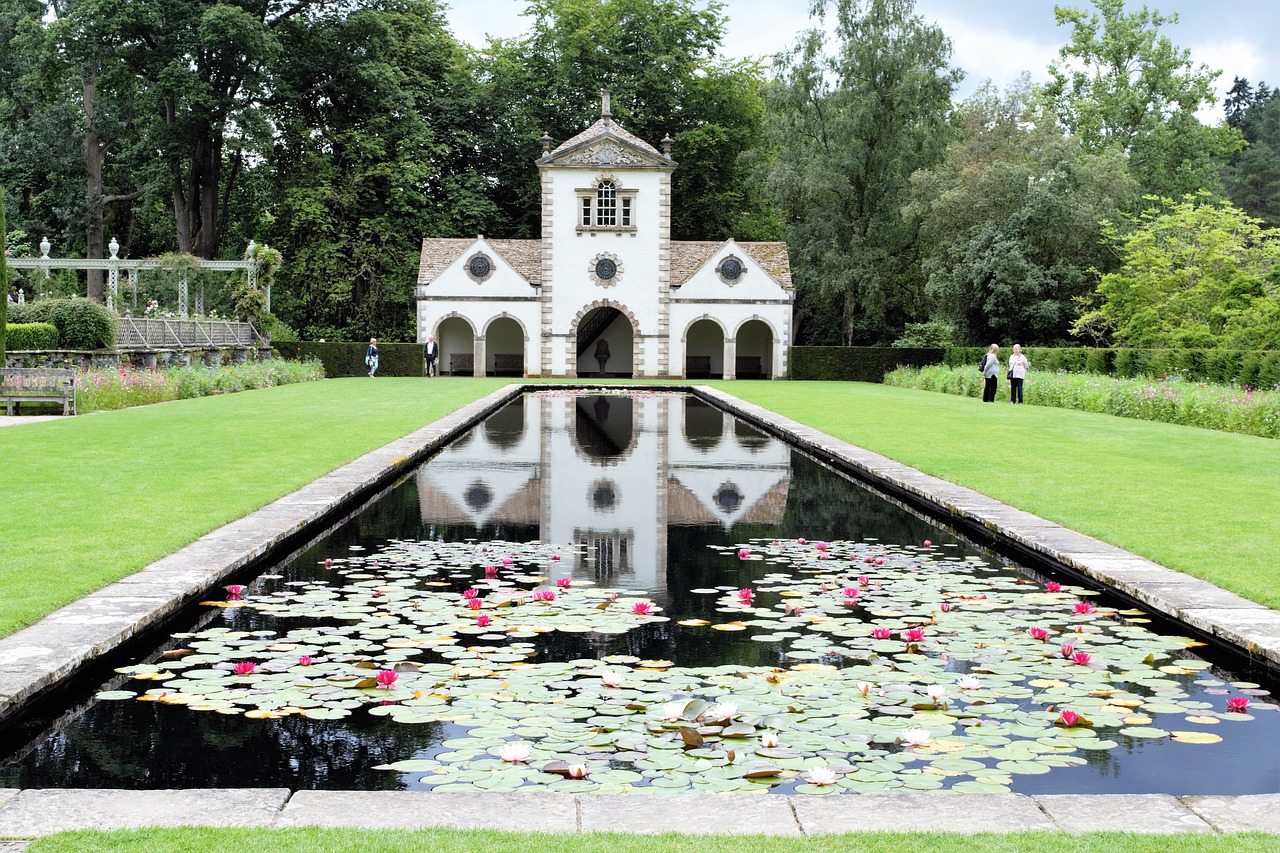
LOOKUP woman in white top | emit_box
[1008,344,1029,404]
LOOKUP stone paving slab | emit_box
[1033,794,1213,834]
[792,792,1055,833]
[577,793,799,835]
[1182,794,1280,832]
[696,386,1280,674]
[277,791,577,831]
[0,385,522,725]
[0,791,16,811]
[0,789,291,836]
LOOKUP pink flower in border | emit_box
[298,655,313,667]
[1072,651,1092,667]
[871,627,892,640]
[476,614,492,628]
[1057,710,1081,727]
[555,578,572,589]
[1226,696,1250,713]
[1074,601,1094,615]
[225,585,246,600]
[467,597,484,610]
[1045,581,1062,592]
[232,662,256,675]
[632,601,653,615]
[1028,627,1050,641]
[375,670,398,689]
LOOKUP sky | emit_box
[442,0,1280,123]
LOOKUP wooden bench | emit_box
[448,353,474,376]
[493,354,524,376]
[1,367,78,415]
[685,355,712,379]
[734,356,764,379]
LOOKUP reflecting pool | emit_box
[1,390,1276,794]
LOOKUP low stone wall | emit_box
[4,346,275,370]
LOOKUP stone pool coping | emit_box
[0,790,1276,838]
[0,384,1277,837]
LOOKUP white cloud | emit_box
[925,13,1058,98]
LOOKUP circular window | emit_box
[719,257,743,283]
[595,258,618,281]
[468,254,493,279]
[713,483,743,514]
[588,479,618,511]
[464,481,493,511]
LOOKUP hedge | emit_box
[788,347,945,382]
[277,341,428,377]
[4,322,59,351]
[943,346,1280,389]
[6,298,116,350]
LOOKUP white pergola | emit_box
[6,237,270,317]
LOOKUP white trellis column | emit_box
[128,269,139,310]
[178,271,189,318]
[106,237,120,311]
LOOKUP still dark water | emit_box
[1,390,1277,794]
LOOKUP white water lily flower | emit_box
[497,742,532,763]
[707,702,739,721]
[925,684,947,703]
[804,766,839,786]
[900,728,933,748]
[855,681,874,697]
[600,670,625,688]
[759,731,780,748]
[567,763,588,779]
[955,675,981,690]
[663,700,687,722]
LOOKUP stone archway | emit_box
[436,314,477,376]
[483,314,528,376]
[569,300,639,378]
[683,316,726,379]
[734,317,776,380]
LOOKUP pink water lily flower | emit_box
[632,602,653,615]
[1045,581,1062,592]
[323,558,333,570]
[1060,643,1075,659]
[857,575,870,586]
[551,553,561,561]
[475,614,492,628]
[902,627,926,644]
[467,597,484,610]
[1074,601,1094,614]
[1028,627,1050,641]
[463,588,480,599]
[555,578,572,589]
[842,587,859,599]
[737,588,754,603]
[872,628,892,640]
[797,538,807,545]
[1226,696,1250,713]
[533,590,556,602]
[298,655,314,667]
[939,602,952,612]
[874,557,885,566]
[815,541,828,551]
[804,767,838,786]
[923,539,932,548]
[225,585,246,600]
[1058,710,1082,727]
[502,556,514,566]
[737,548,751,560]
[375,670,398,689]
[484,565,498,578]
[1072,651,1092,666]
[232,662,256,675]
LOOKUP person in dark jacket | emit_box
[423,336,439,377]
[365,338,379,377]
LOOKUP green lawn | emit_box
[2,377,1277,639]
[22,828,1279,853]
[723,380,1280,610]
[0,378,507,636]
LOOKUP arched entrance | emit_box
[484,316,526,376]
[574,304,635,378]
[734,319,774,380]
[683,318,724,379]
[437,315,476,376]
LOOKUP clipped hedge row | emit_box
[944,346,1280,389]
[7,298,117,349]
[277,341,427,377]
[4,322,60,351]
[789,347,945,382]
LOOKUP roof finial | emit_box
[661,134,673,157]
[601,88,612,122]
[539,132,552,154]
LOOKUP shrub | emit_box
[53,297,116,349]
[283,341,426,377]
[789,347,944,381]
[5,322,59,350]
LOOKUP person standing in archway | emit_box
[595,338,610,377]
[423,335,438,377]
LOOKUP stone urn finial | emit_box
[661,134,673,157]
[601,89,612,121]
[539,132,553,154]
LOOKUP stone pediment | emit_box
[539,118,673,170]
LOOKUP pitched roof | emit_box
[417,238,542,286]
[550,117,664,160]
[670,241,794,290]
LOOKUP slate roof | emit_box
[670,241,793,290]
[418,238,542,286]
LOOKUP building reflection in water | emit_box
[416,392,792,589]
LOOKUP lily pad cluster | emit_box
[99,536,1267,794]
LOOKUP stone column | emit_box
[473,336,486,377]
[723,337,737,381]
